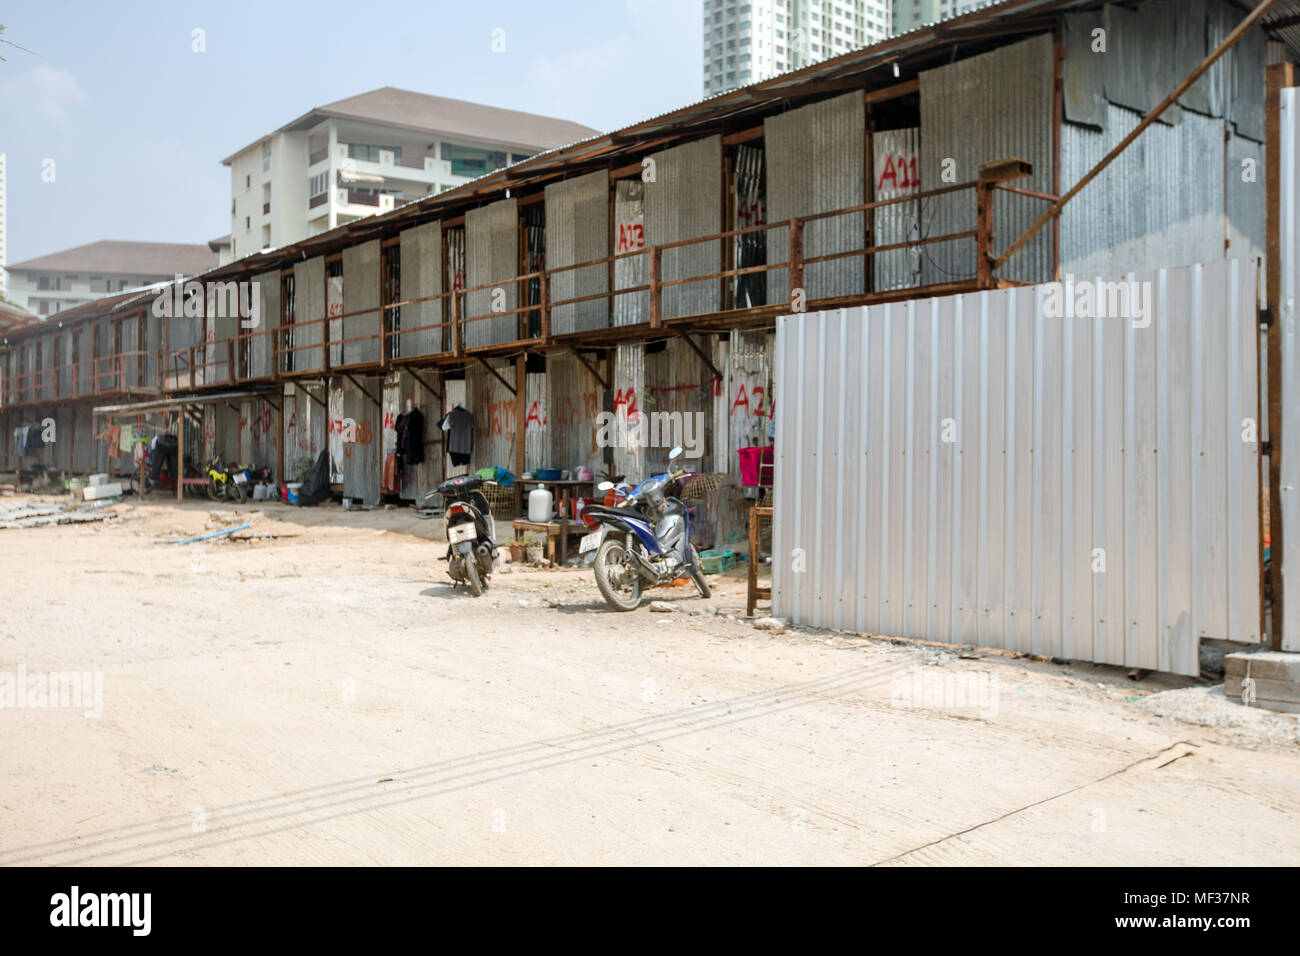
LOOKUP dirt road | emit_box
[2,496,1297,865]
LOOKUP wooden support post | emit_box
[975,179,996,289]
[277,388,285,489]
[515,354,526,521]
[1266,62,1296,650]
[540,269,551,341]
[176,403,185,504]
[648,246,662,329]
[1052,28,1064,281]
[788,218,805,305]
[747,505,773,617]
[452,292,463,356]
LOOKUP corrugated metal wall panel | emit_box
[466,359,516,471]
[920,35,1055,286]
[398,221,443,359]
[547,170,610,335]
[71,405,92,472]
[613,180,648,325]
[547,352,604,477]
[612,344,644,481]
[774,259,1261,676]
[524,370,548,470]
[294,256,325,373]
[342,240,381,367]
[342,375,382,505]
[645,135,721,320]
[251,269,279,379]
[118,317,137,392]
[466,198,518,348]
[57,332,73,398]
[75,326,93,396]
[96,324,113,392]
[283,382,327,481]
[1279,88,1300,651]
[206,286,239,386]
[1061,105,1226,278]
[1227,132,1266,286]
[766,92,864,304]
[872,127,922,292]
[328,382,344,481]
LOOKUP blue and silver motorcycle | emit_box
[581,446,711,611]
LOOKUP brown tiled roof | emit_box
[224,86,600,163]
[8,240,217,277]
[0,300,39,330]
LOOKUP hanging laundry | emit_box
[439,405,473,467]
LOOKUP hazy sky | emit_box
[0,0,702,265]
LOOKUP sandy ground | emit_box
[1,493,1298,866]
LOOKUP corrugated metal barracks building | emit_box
[2,0,1295,667]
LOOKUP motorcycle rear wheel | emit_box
[594,537,643,611]
[463,550,485,597]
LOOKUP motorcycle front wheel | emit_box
[688,544,712,599]
[594,536,643,611]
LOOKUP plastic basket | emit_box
[699,549,737,574]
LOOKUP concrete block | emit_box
[1225,649,1300,682]
[82,482,122,500]
[87,473,108,487]
[1224,649,1300,713]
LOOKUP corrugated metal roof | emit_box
[18,0,1296,339]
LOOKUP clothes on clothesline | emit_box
[11,424,45,457]
[439,405,474,467]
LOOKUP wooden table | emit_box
[518,478,596,563]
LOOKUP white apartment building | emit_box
[222,87,599,257]
[891,0,988,34]
[0,153,7,298]
[4,241,217,317]
[703,0,892,96]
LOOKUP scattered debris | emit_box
[752,616,787,634]
[163,523,251,546]
[649,601,676,613]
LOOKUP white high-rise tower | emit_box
[703,0,893,97]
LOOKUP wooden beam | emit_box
[407,368,443,406]
[722,125,765,146]
[864,77,918,105]
[572,349,610,391]
[296,382,327,411]
[342,373,382,409]
[993,0,1283,271]
[679,331,723,382]
[475,356,516,395]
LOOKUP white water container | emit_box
[528,486,554,522]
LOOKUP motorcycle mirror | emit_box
[669,445,683,460]
[597,480,614,492]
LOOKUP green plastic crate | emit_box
[699,549,736,574]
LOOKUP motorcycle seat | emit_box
[585,503,645,521]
